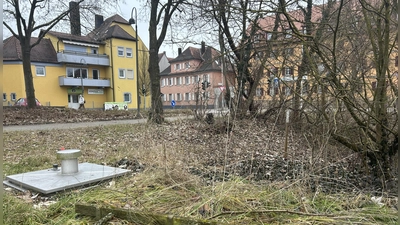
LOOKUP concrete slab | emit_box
[4,163,130,194]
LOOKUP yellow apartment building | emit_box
[3,13,149,110]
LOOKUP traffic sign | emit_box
[219,86,225,92]
[171,100,176,107]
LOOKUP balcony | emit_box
[58,76,111,88]
[57,51,110,66]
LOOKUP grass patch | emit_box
[3,121,398,224]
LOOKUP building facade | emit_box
[160,42,235,109]
[3,11,149,110]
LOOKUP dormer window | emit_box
[185,62,190,69]
[175,63,181,70]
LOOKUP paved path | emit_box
[2,114,194,132]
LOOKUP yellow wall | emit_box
[4,19,150,109]
[3,63,25,105]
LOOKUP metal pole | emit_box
[80,58,86,96]
[130,7,140,117]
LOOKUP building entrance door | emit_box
[68,94,80,109]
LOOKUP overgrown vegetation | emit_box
[3,110,397,224]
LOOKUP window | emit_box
[185,62,190,69]
[175,63,181,70]
[127,69,134,79]
[93,69,99,79]
[66,67,87,78]
[123,93,132,102]
[168,78,173,86]
[266,32,272,40]
[284,67,293,77]
[117,47,124,57]
[302,26,307,34]
[185,93,191,101]
[126,48,133,58]
[35,66,46,76]
[162,94,167,102]
[168,94,173,101]
[285,29,292,38]
[176,77,182,85]
[203,74,210,82]
[11,93,16,101]
[3,93,7,101]
[176,93,182,101]
[82,68,88,79]
[185,76,190,85]
[119,69,126,78]
[283,48,293,56]
[256,88,264,97]
[91,48,98,54]
[161,78,165,87]
[270,50,278,59]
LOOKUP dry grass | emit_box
[3,118,398,224]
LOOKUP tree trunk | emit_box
[147,0,164,124]
[21,40,37,108]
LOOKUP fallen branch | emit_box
[94,212,113,225]
[209,209,335,219]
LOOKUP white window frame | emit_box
[185,93,190,101]
[119,69,126,79]
[123,92,132,103]
[266,32,272,40]
[10,93,16,101]
[91,47,98,54]
[117,46,124,57]
[127,69,134,79]
[176,77,182,85]
[176,93,182,101]
[285,67,292,77]
[185,76,190,85]
[185,62,190,69]
[162,94,167,102]
[92,69,100,79]
[168,94,173,101]
[285,29,292,38]
[169,78,173,86]
[175,63,181,70]
[35,66,46,76]
[126,48,133,58]
[161,78,165,87]
[3,93,7,101]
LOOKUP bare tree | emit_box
[148,0,185,124]
[309,0,398,185]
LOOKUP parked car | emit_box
[14,98,42,106]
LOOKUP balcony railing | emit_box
[58,76,111,88]
[57,51,110,66]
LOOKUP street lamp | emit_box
[129,7,141,117]
[80,58,86,96]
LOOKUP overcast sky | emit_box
[118,1,177,57]
[2,1,178,58]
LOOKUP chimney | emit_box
[95,15,104,29]
[178,48,182,55]
[201,41,205,54]
[69,1,81,36]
